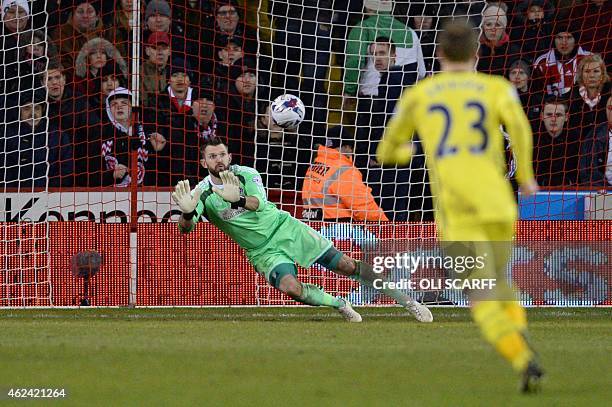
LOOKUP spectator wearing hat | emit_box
[0,89,74,188]
[1,0,31,95]
[95,87,165,186]
[533,23,591,96]
[568,53,611,139]
[144,0,199,73]
[509,0,554,64]
[555,0,610,65]
[74,37,128,97]
[506,59,543,127]
[202,1,256,73]
[1,0,28,33]
[533,97,580,186]
[477,4,521,76]
[140,31,171,107]
[51,0,106,78]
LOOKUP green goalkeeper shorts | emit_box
[246,215,333,284]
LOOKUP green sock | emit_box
[352,261,414,307]
[298,283,344,309]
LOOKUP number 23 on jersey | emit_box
[428,101,489,158]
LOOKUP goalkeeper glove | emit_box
[211,171,242,203]
[172,180,202,214]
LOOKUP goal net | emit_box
[1,0,610,307]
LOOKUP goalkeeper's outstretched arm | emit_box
[172,180,203,234]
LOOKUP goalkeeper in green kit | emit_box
[173,138,433,322]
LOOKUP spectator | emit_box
[98,87,165,186]
[533,23,591,96]
[213,38,250,96]
[19,29,57,79]
[144,0,199,71]
[579,96,612,186]
[343,0,425,106]
[408,3,439,74]
[1,0,31,95]
[89,61,128,110]
[144,57,199,185]
[166,58,196,111]
[568,54,611,138]
[376,46,420,114]
[302,135,388,222]
[506,59,543,126]
[43,60,97,186]
[0,89,73,188]
[74,37,128,96]
[104,0,135,60]
[176,95,224,185]
[204,1,257,69]
[140,31,171,107]
[51,0,105,77]
[555,0,610,64]
[509,0,554,63]
[533,98,580,186]
[355,38,419,169]
[191,96,219,141]
[478,4,520,76]
[366,39,422,221]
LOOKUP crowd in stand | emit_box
[0,0,610,220]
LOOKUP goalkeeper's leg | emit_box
[269,263,361,322]
[315,247,433,322]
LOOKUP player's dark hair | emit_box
[200,137,227,158]
[438,19,478,62]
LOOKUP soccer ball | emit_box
[270,94,306,129]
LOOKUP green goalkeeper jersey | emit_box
[178,165,290,250]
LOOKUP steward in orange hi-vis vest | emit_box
[302,145,388,222]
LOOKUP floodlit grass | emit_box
[0,308,610,406]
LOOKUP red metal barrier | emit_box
[1,221,611,306]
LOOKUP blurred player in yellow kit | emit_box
[377,20,544,392]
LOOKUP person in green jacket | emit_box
[343,0,425,107]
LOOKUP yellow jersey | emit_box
[377,71,534,230]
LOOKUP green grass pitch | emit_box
[0,308,610,406]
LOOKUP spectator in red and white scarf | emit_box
[568,53,611,139]
[97,87,165,186]
[532,23,591,96]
